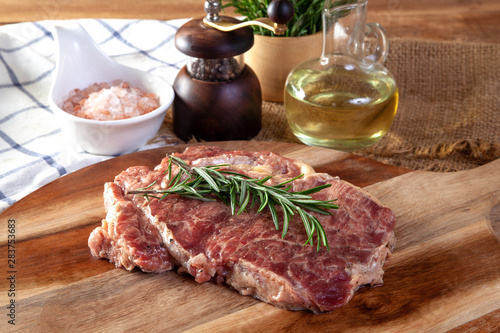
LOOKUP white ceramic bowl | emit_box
[49,22,174,155]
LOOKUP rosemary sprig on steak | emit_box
[128,156,338,250]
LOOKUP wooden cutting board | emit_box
[1,141,499,332]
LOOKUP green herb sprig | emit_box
[222,0,358,37]
[127,156,338,250]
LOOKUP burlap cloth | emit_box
[161,38,500,172]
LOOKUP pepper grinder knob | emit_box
[267,0,295,25]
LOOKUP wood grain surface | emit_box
[1,141,499,332]
[1,0,499,44]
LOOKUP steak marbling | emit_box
[88,146,396,313]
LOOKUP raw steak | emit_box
[88,146,396,313]
[88,182,173,273]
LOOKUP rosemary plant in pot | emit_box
[223,0,325,102]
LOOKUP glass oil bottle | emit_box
[284,0,398,151]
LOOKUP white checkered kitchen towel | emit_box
[0,19,188,212]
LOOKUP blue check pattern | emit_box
[0,19,187,212]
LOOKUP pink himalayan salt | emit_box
[62,81,160,121]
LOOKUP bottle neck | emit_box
[321,0,367,60]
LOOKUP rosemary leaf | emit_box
[268,201,280,230]
[298,208,312,241]
[239,181,248,207]
[257,190,269,212]
[282,203,296,238]
[193,167,220,192]
[237,184,251,215]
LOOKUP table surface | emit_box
[1,0,499,43]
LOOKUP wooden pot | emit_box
[245,32,323,102]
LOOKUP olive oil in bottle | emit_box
[284,61,398,152]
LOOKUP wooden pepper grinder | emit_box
[173,0,294,142]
